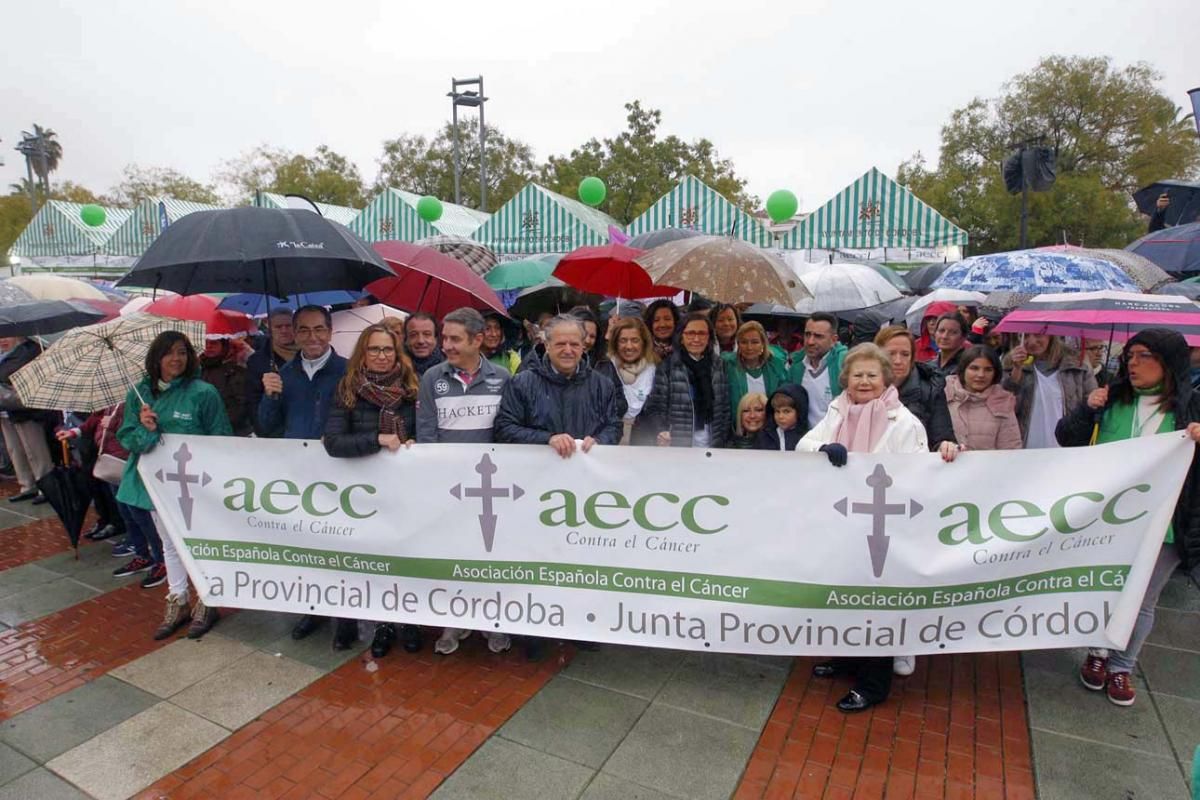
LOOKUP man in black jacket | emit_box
[245,307,297,437]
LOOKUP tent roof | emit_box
[351,188,489,242]
[626,174,773,246]
[470,183,620,255]
[10,200,131,257]
[256,192,362,226]
[107,196,223,257]
[782,167,967,250]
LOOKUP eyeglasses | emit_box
[365,346,396,357]
[295,326,329,337]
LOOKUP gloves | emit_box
[819,443,848,467]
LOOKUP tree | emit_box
[217,145,367,207]
[375,120,537,211]
[0,195,34,259]
[18,125,63,198]
[109,165,220,206]
[897,56,1200,253]
[539,101,756,225]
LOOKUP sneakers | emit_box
[153,594,190,640]
[434,628,471,655]
[1106,671,1136,706]
[111,541,136,559]
[187,599,219,640]
[893,656,916,676]
[140,564,167,588]
[1080,653,1108,691]
[113,557,153,577]
[485,632,512,654]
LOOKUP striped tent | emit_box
[351,188,490,242]
[10,200,130,258]
[255,192,362,226]
[781,167,967,250]
[107,196,222,257]
[471,183,620,256]
[626,174,773,246]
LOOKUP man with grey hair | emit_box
[245,306,298,437]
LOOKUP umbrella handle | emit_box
[60,438,69,465]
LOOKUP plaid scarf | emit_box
[352,367,414,441]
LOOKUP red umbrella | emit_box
[144,295,257,338]
[72,298,125,323]
[552,244,677,299]
[367,242,508,318]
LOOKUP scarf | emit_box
[352,367,414,440]
[652,338,673,360]
[617,358,652,385]
[410,348,445,377]
[832,385,902,452]
[680,352,714,429]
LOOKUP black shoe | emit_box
[836,690,878,713]
[813,660,843,679]
[332,619,358,650]
[86,523,121,541]
[524,637,546,662]
[291,615,322,640]
[371,623,396,658]
[31,495,48,506]
[400,624,423,653]
[7,490,37,503]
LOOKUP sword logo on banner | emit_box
[834,464,923,578]
[450,454,524,552]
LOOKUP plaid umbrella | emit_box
[11,313,206,412]
[635,236,809,306]
[416,235,498,277]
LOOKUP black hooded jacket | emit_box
[494,354,623,445]
[753,383,811,451]
[898,361,957,451]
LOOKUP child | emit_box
[754,384,810,451]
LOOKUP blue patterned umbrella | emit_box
[931,251,1140,294]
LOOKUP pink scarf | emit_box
[833,385,902,452]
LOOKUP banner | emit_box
[140,434,1193,657]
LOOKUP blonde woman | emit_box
[596,317,658,445]
[730,392,768,449]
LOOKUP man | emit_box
[405,312,444,377]
[787,312,848,428]
[417,308,512,656]
[257,305,347,641]
[481,313,520,374]
[0,336,55,503]
[245,307,297,437]
[200,339,251,436]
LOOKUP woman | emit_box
[874,326,956,452]
[927,313,968,379]
[117,331,232,641]
[914,303,956,362]
[1057,329,1200,707]
[798,343,960,711]
[944,345,1023,451]
[712,304,742,354]
[643,300,680,361]
[1003,334,1097,448]
[596,317,657,445]
[323,323,422,657]
[569,306,605,366]
[723,322,787,425]
[730,392,768,449]
[635,313,731,448]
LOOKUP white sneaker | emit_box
[434,628,470,655]
[485,632,511,654]
[893,655,915,676]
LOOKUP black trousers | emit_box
[89,478,124,530]
[837,656,893,704]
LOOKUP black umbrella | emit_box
[1133,180,1200,228]
[508,278,602,321]
[1153,281,1200,300]
[902,262,951,294]
[0,300,105,337]
[116,207,394,295]
[1126,223,1200,275]
[36,441,92,552]
[627,227,705,250]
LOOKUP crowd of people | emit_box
[1,291,1198,716]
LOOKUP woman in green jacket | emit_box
[117,331,232,642]
[723,321,787,425]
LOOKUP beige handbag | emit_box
[92,415,127,485]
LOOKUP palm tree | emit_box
[19,125,62,197]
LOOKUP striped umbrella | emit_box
[994,291,1200,345]
[1126,222,1200,274]
[417,235,498,277]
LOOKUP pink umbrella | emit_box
[366,242,508,318]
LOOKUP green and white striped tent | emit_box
[10,200,130,258]
[106,196,222,257]
[781,167,967,251]
[471,183,620,255]
[351,188,490,242]
[626,174,773,246]
[255,192,362,227]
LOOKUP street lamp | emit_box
[447,76,488,211]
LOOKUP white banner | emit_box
[140,434,1193,656]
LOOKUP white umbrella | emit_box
[330,304,408,356]
[789,263,902,313]
[119,296,154,316]
[7,275,107,302]
[905,289,987,332]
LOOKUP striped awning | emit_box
[10,200,131,258]
[107,196,222,257]
[350,188,490,242]
[781,167,967,250]
[626,174,773,246]
[256,192,362,227]
[470,183,620,255]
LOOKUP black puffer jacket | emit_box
[494,355,623,445]
[898,361,956,451]
[1057,328,1200,570]
[0,339,55,425]
[323,393,417,459]
[634,346,731,448]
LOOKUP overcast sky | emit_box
[2,0,1196,212]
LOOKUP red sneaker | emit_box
[1106,671,1136,706]
[1079,653,1107,691]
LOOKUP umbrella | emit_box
[993,291,1200,345]
[1133,180,1200,228]
[330,304,408,356]
[847,296,918,329]
[836,261,911,294]
[0,282,35,306]
[553,244,676,300]
[932,251,1140,294]
[11,313,207,412]
[1153,282,1200,300]
[901,262,951,294]
[119,296,155,316]
[216,290,363,317]
[741,303,806,322]
[484,258,556,291]
[789,263,902,314]
[37,441,92,551]
[627,227,706,250]
[416,235,498,277]
[1037,245,1171,291]
[366,242,507,318]
[144,295,257,339]
[978,291,1036,321]
[635,236,809,306]
[0,300,106,337]
[904,289,987,332]
[1125,222,1200,275]
[115,207,394,295]
[6,275,108,302]
[508,278,602,322]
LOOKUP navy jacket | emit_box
[245,343,294,437]
[753,383,811,451]
[257,351,347,440]
[494,355,622,445]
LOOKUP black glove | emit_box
[819,443,848,467]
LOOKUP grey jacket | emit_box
[1002,351,1097,445]
[416,357,510,443]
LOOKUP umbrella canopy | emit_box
[367,241,508,318]
[932,252,1140,294]
[789,263,902,314]
[1133,180,1200,228]
[627,227,706,250]
[115,207,394,295]
[1126,222,1200,275]
[144,295,257,339]
[119,296,155,316]
[216,290,362,317]
[1153,282,1200,300]
[553,245,675,299]
[37,447,92,550]
[0,282,35,307]
[330,304,409,356]
[904,289,987,332]
[6,274,108,302]
[994,291,1200,345]
[12,313,207,412]
[902,262,951,294]
[978,291,1036,321]
[635,236,808,306]
[0,300,106,337]
[416,235,498,277]
[1037,245,1171,291]
[854,262,911,294]
[508,278,602,322]
[741,303,807,322]
[484,258,556,291]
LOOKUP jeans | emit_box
[1091,544,1181,673]
[117,503,162,564]
[150,511,190,601]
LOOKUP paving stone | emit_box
[46,702,228,800]
[38,545,138,592]
[1156,695,1200,767]
[562,644,685,699]
[260,626,369,671]
[212,608,296,647]
[655,652,788,729]
[605,704,760,800]
[1022,647,1084,675]
[0,563,61,600]
[110,632,256,699]
[431,737,593,800]
[0,742,35,785]
[0,676,159,762]
[580,772,679,800]
[1140,643,1200,701]
[1147,607,1200,653]
[500,675,647,768]
[0,577,99,626]
[170,650,323,729]
[1159,572,1200,613]
[0,507,39,531]
[1030,730,1187,800]
[0,767,90,799]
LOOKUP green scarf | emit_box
[1097,391,1175,543]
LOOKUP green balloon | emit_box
[416,195,443,223]
[80,204,106,227]
[766,190,798,223]
[578,176,606,207]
